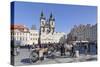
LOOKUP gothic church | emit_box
[40,12,55,34]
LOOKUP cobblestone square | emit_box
[14,48,97,66]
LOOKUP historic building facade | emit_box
[67,24,97,44]
[39,12,65,44]
[11,12,65,46]
[11,24,30,45]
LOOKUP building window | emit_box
[23,38,24,41]
[15,37,17,40]
[20,37,21,41]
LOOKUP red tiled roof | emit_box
[11,24,29,33]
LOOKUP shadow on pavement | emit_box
[86,57,97,61]
[21,58,32,64]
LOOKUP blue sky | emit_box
[12,1,97,33]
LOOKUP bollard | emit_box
[75,50,79,58]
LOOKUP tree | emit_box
[59,35,66,44]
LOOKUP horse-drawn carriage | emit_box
[29,43,57,62]
[29,43,74,63]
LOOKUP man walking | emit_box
[70,44,75,57]
[60,43,65,56]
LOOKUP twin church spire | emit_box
[40,11,55,34]
[40,11,55,21]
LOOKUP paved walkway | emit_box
[14,49,97,66]
[33,54,97,65]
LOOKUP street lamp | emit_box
[38,28,42,48]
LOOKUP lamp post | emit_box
[38,28,42,48]
[86,38,90,54]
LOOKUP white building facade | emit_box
[11,12,65,46]
[11,25,30,46]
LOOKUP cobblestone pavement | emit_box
[14,48,97,66]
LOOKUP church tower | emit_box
[49,13,55,34]
[40,11,46,34]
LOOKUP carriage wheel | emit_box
[30,51,39,63]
